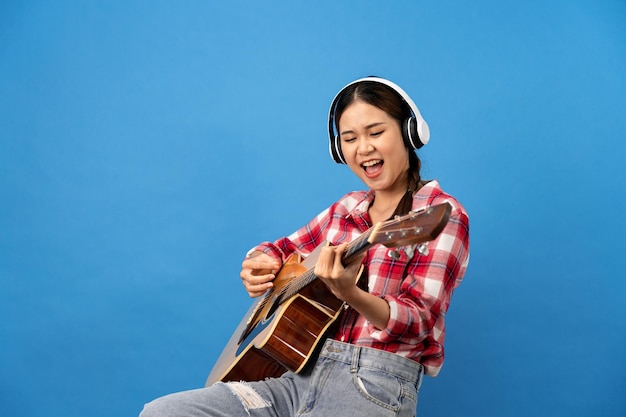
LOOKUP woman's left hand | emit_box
[314,242,391,330]
[314,243,365,302]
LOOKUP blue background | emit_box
[1,1,625,416]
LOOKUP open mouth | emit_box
[361,159,383,176]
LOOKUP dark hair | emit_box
[334,81,423,217]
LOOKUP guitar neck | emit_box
[341,225,378,264]
[277,228,375,303]
[273,203,451,306]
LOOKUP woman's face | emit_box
[338,100,409,195]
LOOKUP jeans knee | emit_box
[138,402,154,417]
[138,397,169,417]
[224,381,271,411]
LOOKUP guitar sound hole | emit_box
[237,294,282,344]
[265,295,281,322]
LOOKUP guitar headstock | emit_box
[369,202,452,248]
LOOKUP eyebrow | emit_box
[340,121,386,136]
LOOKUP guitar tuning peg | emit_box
[387,249,401,260]
[417,243,429,256]
[404,245,415,259]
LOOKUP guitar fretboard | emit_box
[274,228,374,305]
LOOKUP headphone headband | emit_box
[328,77,430,164]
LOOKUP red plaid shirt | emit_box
[253,180,470,377]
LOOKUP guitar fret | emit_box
[279,270,315,302]
[344,231,371,263]
[278,229,373,305]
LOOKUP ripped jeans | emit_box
[139,339,424,417]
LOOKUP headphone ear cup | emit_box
[403,117,421,150]
[330,134,346,164]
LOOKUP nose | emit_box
[357,137,373,155]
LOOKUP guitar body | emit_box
[205,203,452,386]
[205,246,347,385]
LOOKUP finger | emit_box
[246,282,273,298]
[241,270,275,286]
[314,245,336,277]
[331,243,348,272]
[242,258,280,274]
[241,273,274,297]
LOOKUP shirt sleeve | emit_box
[249,205,333,265]
[376,203,470,343]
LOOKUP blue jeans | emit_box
[140,339,424,417]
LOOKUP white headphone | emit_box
[327,77,430,164]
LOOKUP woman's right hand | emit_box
[240,252,281,297]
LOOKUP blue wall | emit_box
[1,1,625,416]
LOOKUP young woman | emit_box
[140,77,470,417]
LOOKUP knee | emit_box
[138,396,171,417]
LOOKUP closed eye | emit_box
[371,130,384,137]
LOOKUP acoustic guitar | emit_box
[205,202,452,386]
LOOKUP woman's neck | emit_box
[368,188,410,224]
